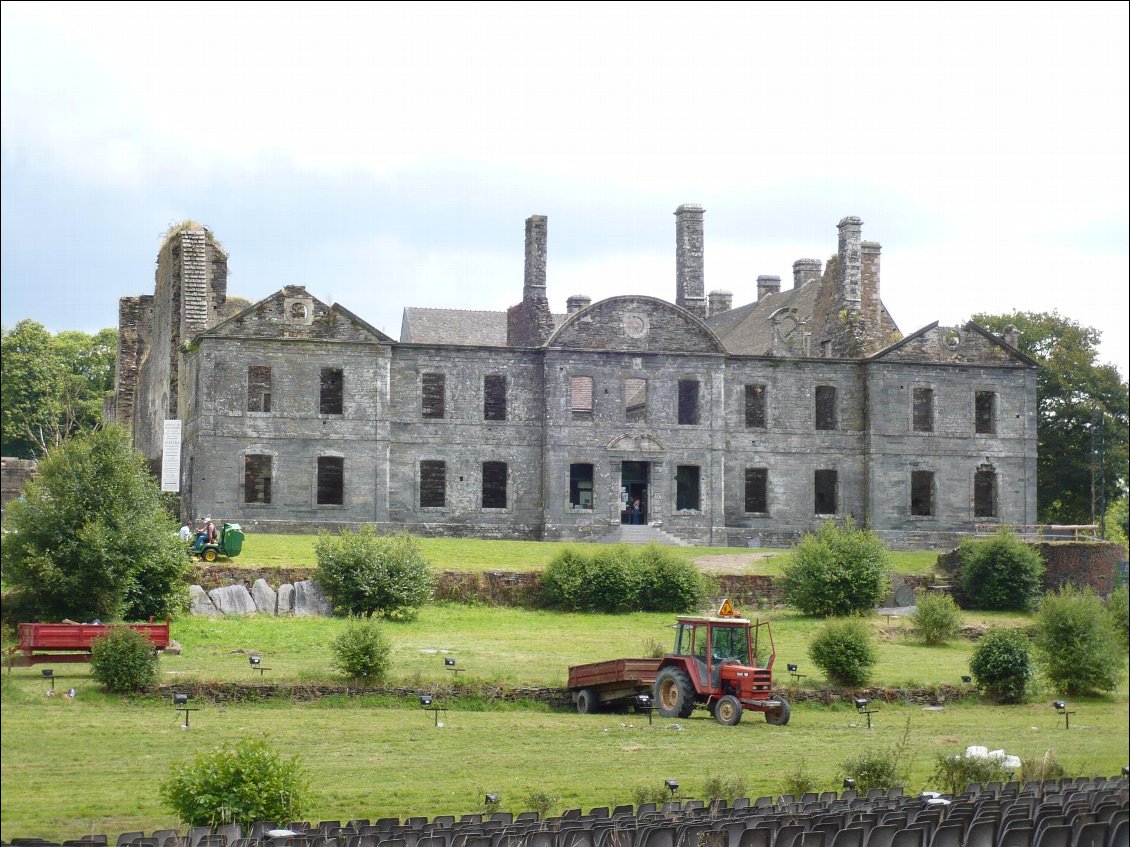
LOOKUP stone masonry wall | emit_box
[0,457,37,520]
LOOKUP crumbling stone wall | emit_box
[0,457,37,521]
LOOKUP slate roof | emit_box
[400,307,568,346]
[706,280,821,355]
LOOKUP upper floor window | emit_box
[913,387,934,433]
[248,366,272,413]
[624,377,647,423]
[244,455,272,504]
[570,376,593,420]
[420,460,446,507]
[815,386,837,431]
[317,456,344,505]
[675,465,700,511]
[745,467,768,514]
[677,379,700,425]
[975,391,996,434]
[481,461,507,508]
[910,470,934,516]
[745,384,767,429]
[422,373,445,419]
[484,375,507,421]
[320,367,343,415]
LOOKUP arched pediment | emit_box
[547,296,726,354]
[607,433,667,453]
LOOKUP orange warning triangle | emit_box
[717,598,736,617]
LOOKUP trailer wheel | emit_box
[765,695,791,726]
[655,667,696,718]
[715,695,743,726]
[576,688,600,715]
[203,548,218,562]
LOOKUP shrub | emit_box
[315,528,434,620]
[842,717,912,795]
[1033,585,1124,695]
[540,545,706,613]
[931,752,1014,796]
[1019,750,1066,782]
[957,531,1044,611]
[1106,586,1129,651]
[0,426,189,622]
[969,628,1032,703]
[780,761,818,798]
[524,790,557,819]
[330,618,392,681]
[909,590,962,645]
[781,519,892,616]
[808,618,877,686]
[161,738,308,826]
[631,784,671,806]
[701,774,747,803]
[89,626,160,693]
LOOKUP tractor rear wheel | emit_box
[203,548,218,562]
[765,695,791,726]
[715,695,743,726]
[576,688,600,715]
[655,667,696,718]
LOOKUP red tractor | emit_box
[653,606,790,726]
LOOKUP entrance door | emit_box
[620,461,650,524]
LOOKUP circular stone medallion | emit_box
[622,312,649,339]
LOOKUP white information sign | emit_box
[161,419,182,492]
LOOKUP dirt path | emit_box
[692,552,775,574]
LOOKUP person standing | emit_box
[630,497,641,525]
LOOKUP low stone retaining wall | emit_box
[937,540,1125,599]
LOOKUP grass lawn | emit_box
[220,534,939,576]
[2,687,1127,842]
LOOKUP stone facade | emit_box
[114,208,1039,547]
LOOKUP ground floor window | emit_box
[570,463,594,508]
[910,470,934,516]
[481,461,507,509]
[317,456,344,505]
[974,466,997,517]
[675,465,700,511]
[745,467,768,513]
[814,469,837,515]
[244,455,272,504]
[420,460,446,508]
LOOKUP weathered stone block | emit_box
[251,578,278,614]
[208,584,257,615]
[189,584,218,616]
[277,583,295,615]
[293,580,332,616]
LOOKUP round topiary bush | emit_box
[807,618,877,686]
[957,531,1044,611]
[1033,585,1124,695]
[314,528,434,620]
[969,628,1032,703]
[89,626,160,693]
[782,519,892,617]
[909,590,963,645]
[330,617,392,682]
[161,738,308,826]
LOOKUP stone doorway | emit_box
[620,461,650,524]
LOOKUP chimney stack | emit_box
[707,290,732,318]
[836,216,863,307]
[523,215,548,299]
[566,294,591,315]
[792,258,822,289]
[675,204,706,318]
[507,214,554,346]
[756,275,781,301]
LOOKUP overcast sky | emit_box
[2,2,1127,375]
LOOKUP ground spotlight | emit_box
[961,675,972,684]
[787,663,806,683]
[854,698,879,728]
[420,694,433,707]
[42,668,56,693]
[1053,700,1076,730]
[1122,765,1128,776]
[854,698,868,710]
[172,692,198,728]
[665,778,679,796]
[843,778,855,790]
[484,793,500,806]
[249,655,260,665]
[419,693,446,726]
[248,654,270,676]
[636,693,654,725]
[172,692,189,706]
[445,657,464,677]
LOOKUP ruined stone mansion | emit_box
[110,207,1037,548]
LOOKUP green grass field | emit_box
[221,534,939,576]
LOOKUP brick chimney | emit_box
[707,290,732,318]
[675,204,706,318]
[506,215,554,346]
[756,275,781,301]
[566,294,591,315]
[792,259,822,289]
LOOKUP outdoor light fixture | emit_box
[854,698,879,729]
[636,693,654,725]
[445,658,456,666]
[854,698,869,710]
[787,663,806,683]
[1122,766,1128,776]
[172,692,189,706]
[420,694,433,707]
[843,779,855,790]
[961,675,972,684]
[248,654,270,677]
[42,668,56,693]
[172,692,198,728]
[445,657,464,677]
[1053,700,1076,730]
[249,655,261,666]
[665,779,679,796]
[419,693,446,726]
[787,663,797,672]
[485,793,500,805]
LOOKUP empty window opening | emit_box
[570,463,594,509]
[676,465,701,511]
[320,367,343,415]
[745,384,767,429]
[420,460,446,507]
[482,461,507,509]
[678,379,700,425]
[974,466,997,517]
[913,387,934,433]
[745,467,768,513]
[570,376,593,420]
[248,366,272,413]
[815,386,837,430]
[814,469,837,515]
[910,470,934,516]
[484,375,507,421]
[975,391,996,434]
[624,377,647,423]
[244,455,272,504]
[317,456,344,505]
[422,373,445,419]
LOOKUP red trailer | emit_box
[7,620,171,669]
[566,657,662,714]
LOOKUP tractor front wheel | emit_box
[715,695,743,726]
[765,695,791,726]
[203,548,218,562]
[655,667,696,718]
[576,688,600,715]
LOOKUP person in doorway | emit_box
[630,497,642,525]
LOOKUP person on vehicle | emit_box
[204,520,217,545]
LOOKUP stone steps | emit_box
[597,524,691,547]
